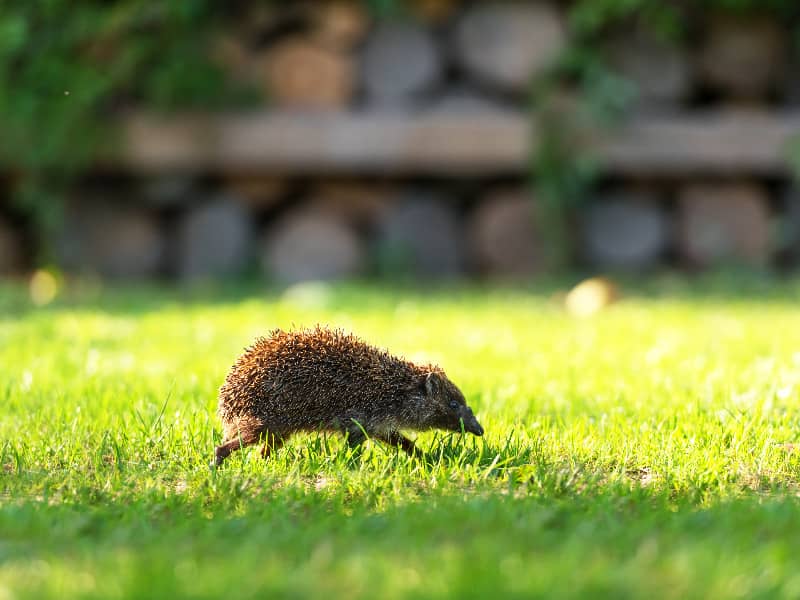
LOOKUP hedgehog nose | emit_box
[468,418,484,437]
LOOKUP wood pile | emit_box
[4,1,800,281]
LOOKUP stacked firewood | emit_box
[3,1,800,280]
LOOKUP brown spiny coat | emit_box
[214,327,483,465]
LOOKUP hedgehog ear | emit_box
[424,372,442,397]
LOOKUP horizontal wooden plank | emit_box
[121,110,800,176]
[594,112,800,176]
[123,111,529,175]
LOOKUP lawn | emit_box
[3,276,800,599]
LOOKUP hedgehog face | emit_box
[423,371,484,436]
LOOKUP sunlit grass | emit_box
[2,276,800,598]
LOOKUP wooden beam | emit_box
[594,112,800,176]
[122,110,800,176]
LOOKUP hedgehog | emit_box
[213,326,483,466]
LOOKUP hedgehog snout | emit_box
[460,406,484,436]
[464,414,484,436]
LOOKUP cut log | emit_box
[261,38,354,110]
[360,22,443,106]
[784,58,800,106]
[469,190,542,277]
[0,218,23,276]
[698,14,788,100]
[678,181,772,267]
[261,208,365,282]
[224,176,288,210]
[234,3,286,46]
[605,32,691,111]
[581,193,669,270]
[56,203,164,278]
[308,180,394,228]
[212,34,255,82]
[140,176,198,208]
[312,1,370,49]
[175,197,254,279]
[377,191,465,277]
[779,186,800,263]
[411,0,462,23]
[454,2,566,93]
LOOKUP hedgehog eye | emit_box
[449,400,459,410]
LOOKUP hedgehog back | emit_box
[218,328,427,432]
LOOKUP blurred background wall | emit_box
[2,0,800,283]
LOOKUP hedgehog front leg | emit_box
[260,432,286,460]
[214,424,267,466]
[375,431,418,456]
[344,427,367,449]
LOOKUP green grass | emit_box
[3,275,800,599]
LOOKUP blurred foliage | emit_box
[532,48,637,269]
[0,1,252,258]
[569,0,797,35]
[361,0,404,18]
[532,1,674,270]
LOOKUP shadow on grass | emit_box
[2,488,800,598]
[3,480,800,553]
